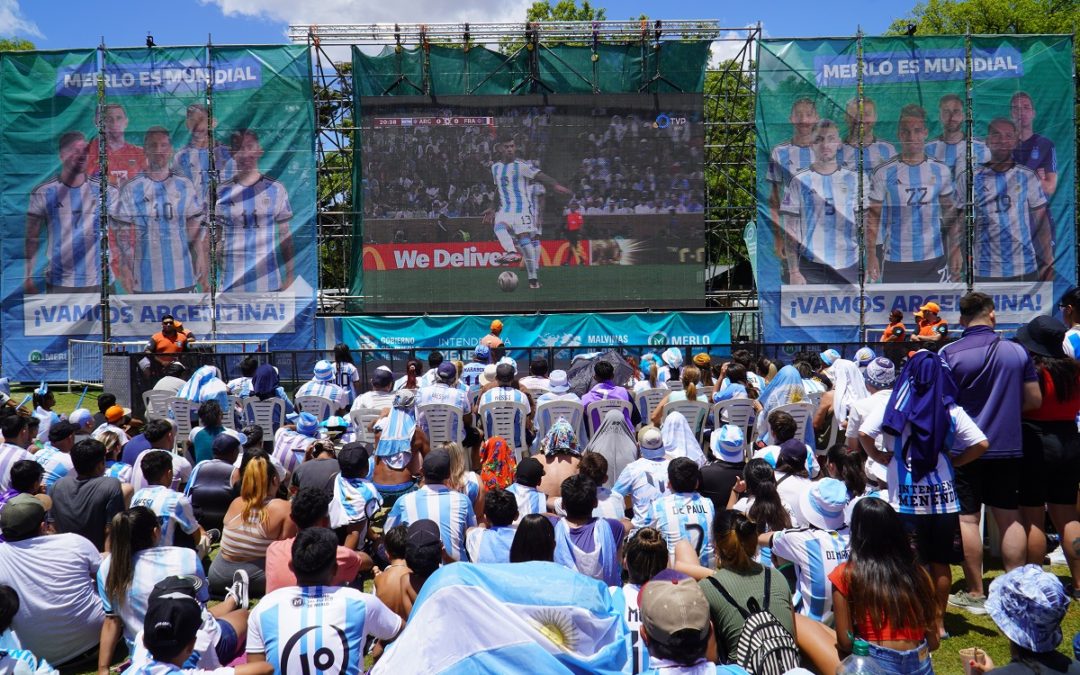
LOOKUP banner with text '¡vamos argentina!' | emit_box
[0,46,317,380]
[756,36,1075,343]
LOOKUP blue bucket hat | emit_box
[296,412,320,437]
[986,564,1070,653]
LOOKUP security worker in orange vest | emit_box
[145,314,190,366]
[912,302,948,344]
[881,309,907,342]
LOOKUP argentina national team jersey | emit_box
[28,177,117,288]
[478,386,531,449]
[416,384,469,442]
[771,527,850,623]
[869,157,955,262]
[958,164,1047,278]
[216,176,293,293]
[780,168,863,270]
[384,484,476,561]
[612,457,671,529]
[130,484,198,547]
[650,492,715,567]
[491,159,539,215]
[766,142,814,187]
[837,140,896,173]
[247,585,402,675]
[171,143,235,204]
[116,173,203,292]
[925,137,990,178]
[506,482,546,523]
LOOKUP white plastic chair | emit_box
[224,395,242,431]
[295,395,335,421]
[349,407,383,445]
[773,402,815,445]
[584,398,633,439]
[479,400,530,460]
[633,388,668,427]
[533,399,585,452]
[663,399,710,441]
[417,403,464,447]
[143,390,173,420]
[167,398,197,452]
[710,399,758,460]
[241,397,286,439]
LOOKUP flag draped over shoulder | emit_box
[371,561,630,674]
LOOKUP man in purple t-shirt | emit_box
[580,360,633,432]
[939,292,1042,614]
[1010,91,1057,197]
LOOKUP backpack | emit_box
[705,570,800,675]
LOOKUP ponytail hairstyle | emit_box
[623,527,669,585]
[826,444,866,498]
[681,365,699,401]
[743,458,792,533]
[105,506,159,607]
[647,363,659,388]
[240,451,277,524]
[713,510,760,573]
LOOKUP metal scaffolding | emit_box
[292,21,760,333]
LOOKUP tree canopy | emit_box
[888,0,1078,37]
[526,1,607,22]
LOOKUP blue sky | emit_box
[3,0,906,51]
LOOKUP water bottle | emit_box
[836,639,886,674]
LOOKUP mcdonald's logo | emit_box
[362,246,386,271]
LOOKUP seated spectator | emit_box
[265,487,370,594]
[701,424,747,513]
[295,360,349,416]
[0,460,50,540]
[614,527,669,672]
[185,432,243,531]
[418,351,446,388]
[581,360,632,431]
[208,451,296,597]
[612,426,672,530]
[465,487,518,563]
[765,438,816,527]
[372,391,427,509]
[756,365,811,447]
[507,456,546,524]
[460,345,489,389]
[373,525,410,619]
[353,366,396,413]
[660,410,706,466]
[552,474,625,586]
[0,416,32,491]
[34,419,75,495]
[476,363,533,448]
[651,457,715,566]
[246,363,295,421]
[100,429,134,485]
[519,358,551,393]
[189,400,227,464]
[385,449,476,561]
[121,417,170,466]
[93,405,132,446]
[639,573,743,675]
[0,494,104,666]
[131,450,208,550]
[659,347,683,386]
[584,409,638,489]
[537,419,581,498]
[93,393,118,429]
[552,451,625,519]
[176,365,230,413]
[51,438,125,551]
[0,586,57,672]
[69,407,96,442]
[398,520,444,617]
[289,439,340,495]
[651,364,702,425]
[712,363,761,407]
[510,513,558,563]
[752,410,819,479]
[416,361,473,444]
[728,458,794,572]
[152,361,189,396]
[271,412,320,478]
[536,369,579,406]
[129,422,192,493]
[328,444,382,550]
[226,356,259,397]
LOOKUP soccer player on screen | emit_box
[215,129,295,293]
[483,135,570,289]
[957,118,1053,281]
[172,103,236,206]
[866,104,961,284]
[925,93,990,178]
[112,127,205,293]
[838,97,895,173]
[24,131,118,294]
[779,120,862,285]
[87,103,147,186]
[767,98,819,268]
[1010,91,1058,196]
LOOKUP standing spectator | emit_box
[144,315,190,370]
[650,457,715,566]
[0,416,32,492]
[581,361,633,432]
[845,358,896,453]
[0,494,104,666]
[551,474,625,586]
[939,292,1041,614]
[385,449,476,561]
[51,438,126,551]
[332,343,362,406]
[480,320,505,360]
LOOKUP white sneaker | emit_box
[1050,546,1068,566]
[226,569,250,610]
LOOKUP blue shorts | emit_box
[215,618,240,664]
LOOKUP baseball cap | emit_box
[986,564,1070,653]
[423,449,451,483]
[313,360,334,382]
[296,412,319,437]
[337,443,370,477]
[913,310,924,319]
[69,408,94,429]
[710,424,745,463]
[473,344,491,360]
[548,369,570,393]
[497,356,517,372]
[778,438,808,466]
[142,585,204,660]
[919,301,941,313]
[490,320,503,332]
[436,361,458,382]
[0,494,45,541]
[495,363,515,384]
[221,428,248,445]
[405,519,443,575]
[47,420,76,443]
[515,457,545,487]
[211,432,242,458]
[105,405,130,424]
[639,576,711,647]
[863,357,897,389]
[371,367,394,388]
[638,425,664,458]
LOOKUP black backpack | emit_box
[705,571,800,675]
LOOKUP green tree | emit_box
[0,38,34,51]
[888,0,1079,37]
[526,0,606,22]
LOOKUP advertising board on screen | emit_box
[357,93,706,312]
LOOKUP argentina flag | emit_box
[372,562,630,674]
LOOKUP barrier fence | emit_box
[69,339,269,389]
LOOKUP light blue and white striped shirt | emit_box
[491,160,540,215]
[612,457,672,529]
[869,157,955,263]
[780,167,863,269]
[0,444,32,491]
[465,525,517,563]
[216,176,293,293]
[171,143,235,206]
[958,164,1047,278]
[28,177,117,288]
[767,142,815,187]
[328,475,383,543]
[33,445,71,495]
[130,484,199,547]
[295,379,349,414]
[114,172,203,292]
[925,137,990,178]
[506,482,546,524]
[838,140,896,174]
[771,527,850,624]
[384,484,476,561]
[650,492,715,567]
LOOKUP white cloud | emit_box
[710,25,765,68]
[199,0,531,34]
[0,0,42,39]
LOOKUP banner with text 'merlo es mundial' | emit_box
[756,35,1075,343]
[0,45,316,380]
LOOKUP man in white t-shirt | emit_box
[247,528,402,674]
[845,357,896,453]
[352,367,396,413]
[611,427,671,530]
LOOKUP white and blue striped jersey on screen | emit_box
[650,492,716,567]
[925,137,990,177]
[416,383,469,442]
[957,164,1047,278]
[295,379,349,412]
[611,457,672,529]
[491,160,539,215]
[780,168,863,269]
[115,173,203,292]
[869,157,955,262]
[33,445,71,494]
[171,143,235,205]
[771,527,850,624]
[766,142,814,187]
[384,484,477,561]
[247,586,402,675]
[28,177,117,288]
[216,176,293,293]
[506,482,546,523]
[130,484,198,547]
[837,140,896,174]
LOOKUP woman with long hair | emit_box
[632,354,661,393]
[444,441,484,514]
[651,365,701,425]
[831,497,939,674]
[694,354,714,388]
[728,458,794,569]
[616,527,669,671]
[208,451,295,597]
[332,343,361,405]
[96,507,250,673]
[509,513,556,563]
[712,363,761,405]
